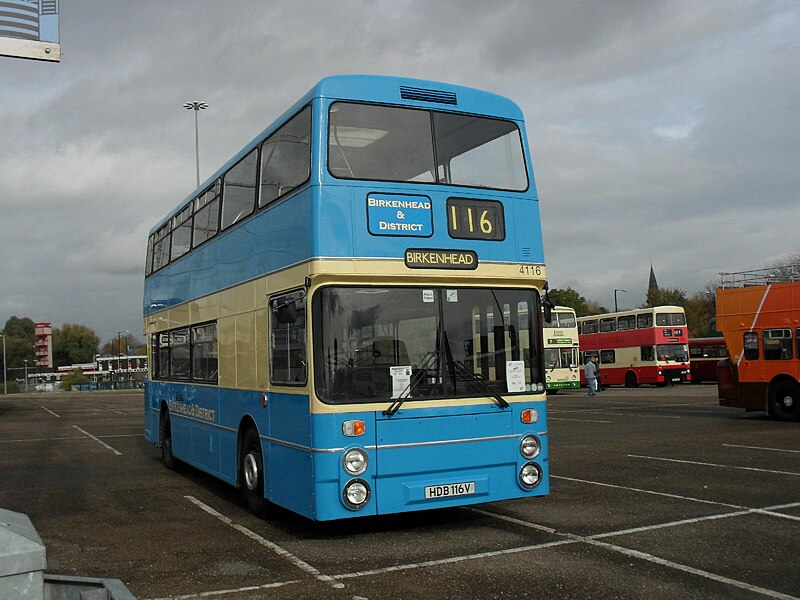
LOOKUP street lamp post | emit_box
[183,101,208,188]
[1,332,6,396]
[117,331,129,383]
[23,359,28,393]
[614,289,627,312]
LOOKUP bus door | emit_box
[266,291,313,514]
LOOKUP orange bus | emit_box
[688,337,728,384]
[716,267,800,420]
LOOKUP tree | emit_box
[765,251,800,281]
[101,333,144,356]
[645,287,688,308]
[52,324,100,367]
[60,369,90,391]
[2,335,35,373]
[685,283,717,337]
[2,316,35,375]
[4,316,35,341]
[548,287,606,317]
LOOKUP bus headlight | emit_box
[343,448,368,476]
[520,434,541,459]
[519,462,542,490]
[343,479,370,510]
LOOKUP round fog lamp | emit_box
[520,434,541,459]
[343,448,368,476]
[519,462,542,490]
[343,479,371,510]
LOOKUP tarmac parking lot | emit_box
[0,386,798,600]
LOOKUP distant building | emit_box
[27,353,147,390]
[648,264,659,293]
[34,322,53,369]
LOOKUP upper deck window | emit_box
[656,312,686,326]
[543,311,576,329]
[259,107,311,208]
[328,102,528,192]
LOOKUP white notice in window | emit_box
[506,360,525,393]
[390,366,412,398]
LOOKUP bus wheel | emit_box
[240,428,271,517]
[625,372,639,388]
[769,381,800,421]
[160,412,178,470]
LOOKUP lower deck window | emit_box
[151,322,218,383]
[763,329,792,360]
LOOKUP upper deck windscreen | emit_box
[328,102,528,191]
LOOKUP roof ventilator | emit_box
[400,86,458,105]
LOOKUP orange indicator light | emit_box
[343,420,366,436]
[520,409,538,424]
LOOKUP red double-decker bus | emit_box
[688,337,728,384]
[578,306,690,387]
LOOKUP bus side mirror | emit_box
[543,300,554,324]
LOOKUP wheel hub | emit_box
[243,453,259,491]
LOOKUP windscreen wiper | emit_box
[383,351,439,416]
[450,360,509,409]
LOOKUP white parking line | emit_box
[41,406,60,417]
[101,407,128,415]
[552,475,744,509]
[0,436,86,444]
[72,426,123,456]
[629,454,800,477]
[143,579,300,600]
[549,408,680,419]
[0,433,140,444]
[549,417,614,424]
[554,475,800,524]
[723,443,800,454]
[185,496,343,589]
[333,538,577,580]
[468,508,799,600]
[584,537,798,600]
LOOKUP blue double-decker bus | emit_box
[143,75,550,521]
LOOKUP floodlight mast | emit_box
[183,101,208,188]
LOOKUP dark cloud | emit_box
[0,0,797,341]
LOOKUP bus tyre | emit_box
[625,371,639,388]
[241,428,271,517]
[769,381,800,421]
[160,412,178,470]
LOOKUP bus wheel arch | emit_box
[159,402,178,470]
[768,377,800,421]
[625,371,639,388]
[238,419,271,517]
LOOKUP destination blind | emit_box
[404,249,478,269]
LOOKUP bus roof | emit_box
[719,265,800,289]
[151,75,526,235]
[577,305,684,320]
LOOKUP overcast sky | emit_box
[0,0,797,344]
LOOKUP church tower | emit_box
[648,264,659,293]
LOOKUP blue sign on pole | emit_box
[367,193,433,237]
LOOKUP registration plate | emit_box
[424,481,475,499]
